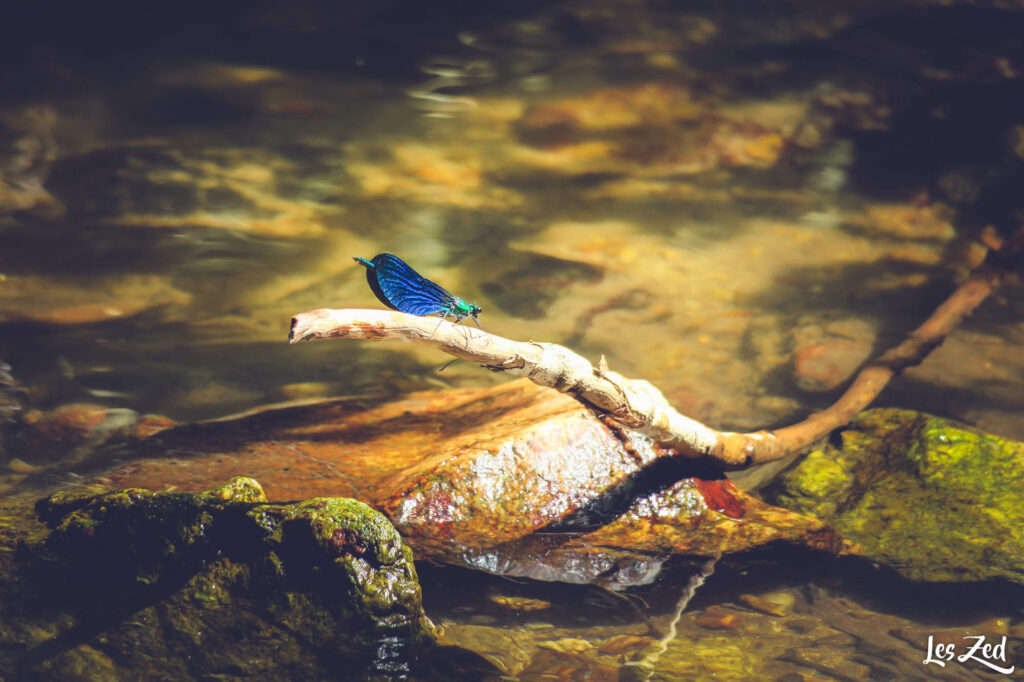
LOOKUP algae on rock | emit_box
[2,477,437,680]
[768,408,1024,584]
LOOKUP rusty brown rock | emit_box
[15,403,116,463]
[597,634,654,656]
[694,606,741,630]
[738,592,794,617]
[87,379,840,582]
[791,319,876,393]
[792,340,869,393]
[125,414,177,440]
[489,595,552,612]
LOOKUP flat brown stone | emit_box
[90,379,841,583]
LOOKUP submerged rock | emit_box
[768,408,1024,584]
[346,141,523,210]
[0,106,62,216]
[4,402,171,469]
[514,83,804,176]
[1,477,437,680]
[428,555,1019,682]
[632,581,995,682]
[46,145,337,238]
[790,317,876,393]
[0,273,191,325]
[0,360,25,461]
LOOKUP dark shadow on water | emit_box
[420,542,1024,638]
[743,258,960,380]
[130,87,259,128]
[0,0,554,85]
[879,375,1024,432]
[0,221,175,277]
[418,560,655,629]
[481,254,604,319]
[684,544,1024,626]
[741,256,1024,437]
[679,3,1024,246]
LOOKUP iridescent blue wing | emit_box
[369,253,456,316]
[353,256,397,311]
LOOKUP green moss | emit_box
[769,408,1024,584]
[2,477,436,679]
[772,446,855,519]
[203,476,268,503]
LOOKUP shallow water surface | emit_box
[1,0,1023,679]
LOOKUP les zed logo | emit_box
[923,635,1015,674]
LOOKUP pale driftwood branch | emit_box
[289,226,1024,470]
[289,310,723,458]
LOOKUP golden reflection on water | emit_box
[2,47,1021,433]
[2,1,1024,678]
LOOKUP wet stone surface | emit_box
[0,477,442,680]
[26,379,845,586]
[768,408,1024,584]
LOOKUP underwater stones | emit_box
[345,141,523,209]
[480,255,604,319]
[20,477,435,679]
[634,580,1007,681]
[768,409,1024,584]
[46,145,334,238]
[813,89,891,132]
[737,590,795,617]
[512,215,942,431]
[694,606,741,630]
[10,402,144,465]
[16,403,109,459]
[0,105,62,216]
[519,84,702,137]
[792,337,867,393]
[513,83,808,176]
[0,273,191,325]
[790,317,875,393]
[844,202,956,242]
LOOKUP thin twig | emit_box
[289,226,1024,470]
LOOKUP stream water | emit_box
[2,0,1023,679]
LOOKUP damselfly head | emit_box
[466,303,483,329]
[450,296,480,320]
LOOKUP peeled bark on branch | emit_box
[289,227,1024,470]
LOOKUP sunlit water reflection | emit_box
[2,0,1024,678]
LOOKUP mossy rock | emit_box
[767,408,1024,584]
[3,477,437,680]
